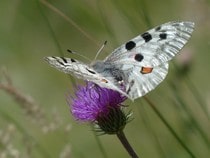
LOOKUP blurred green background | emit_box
[0,0,210,157]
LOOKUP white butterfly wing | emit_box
[90,60,168,100]
[123,63,169,100]
[105,21,194,67]
[44,56,94,80]
[44,56,129,97]
[102,21,194,100]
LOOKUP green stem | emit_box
[117,130,139,158]
[185,76,210,121]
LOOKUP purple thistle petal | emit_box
[67,82,127,122]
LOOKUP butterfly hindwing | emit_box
[123,63,169,100]
[93,61,169,100]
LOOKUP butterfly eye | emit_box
[141,67,153,74]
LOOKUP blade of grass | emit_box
[144,96,197,158]
[37,0,63,57]
[137,101,167,158]
[40,0,99,47]
[169,81,210,149]
[185,76,210,121]
[37,0,77,87]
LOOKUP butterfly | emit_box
[44,21,194,101]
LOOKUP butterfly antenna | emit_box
[67,49,91,62]
[94,41,107,60]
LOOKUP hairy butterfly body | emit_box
[45,21,194,100]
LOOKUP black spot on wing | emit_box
[125,41,136,50]
[155,26,161,31]
[126,80,135,94]
[86,68,96,74]
[56,59,65,66]
[61,57,67,63]
[141,32,152,42]
[134,54,144,62]
[159,33,167,40]
[71,58,76,62]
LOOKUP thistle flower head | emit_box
[67,82,131,134]
[68,82,126,122]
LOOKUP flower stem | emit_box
[117,130,139,158]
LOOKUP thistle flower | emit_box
[67,82,139,157]
[67,82,131,134]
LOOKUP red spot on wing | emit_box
[101,79,108,83]
[141,67,153,74]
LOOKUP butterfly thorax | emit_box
[91,60,106,72]
[91,61,126,84]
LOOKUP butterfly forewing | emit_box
[105,21,194,67]
[44,57,95,80]
[44,56,129,98]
